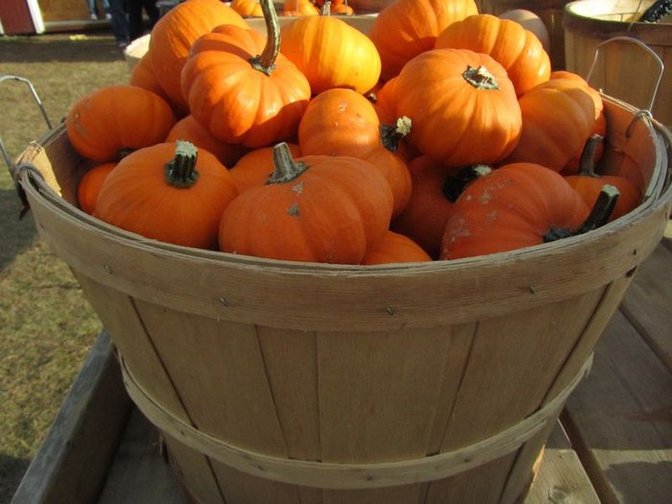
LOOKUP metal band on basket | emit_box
[120,355,593,490]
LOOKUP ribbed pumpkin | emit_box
[229,142,302,193]
[368,0,478,81]
[503,72,602,172]
[282,0,320,16]
[434,14,551,96]
[181,0,311,148]
[392,158,491,259]
[95,141,238,250]
[440,162,596,260]
[66,85,176,162]
[565,135,641,221]
[231,0,263,17]
[77,162,116,215]
[148,0,248,113]
[280,4,381,95]
[361,230,432,265]
[219,142,394,264]
[298,88,412,216]
[393,49,522,166]
[165,115,249,168]
[129,53,168,102]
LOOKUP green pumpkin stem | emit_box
[543,184,620,242]
[578,133,604,177]
[442,164,492,203]
[251,0,280,75]
[268,142,309,184]
[165,140,199,188]
[463,65,499,90]
[380,116,412,153]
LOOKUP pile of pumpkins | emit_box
[68,0,643,265]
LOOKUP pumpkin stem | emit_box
[268,142,309,184]
[165,140,199,188]
[380,116,412,153]
[578,134,603,177]
[251,0,280,75]
[442,164,492,203]
[543,184,620,242]
[321,1,331,16]
[463,65,499,90]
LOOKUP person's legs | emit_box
[143,0,160,30]
[127,0,145,41]
[107,0,129,48]
[87,0,98,19]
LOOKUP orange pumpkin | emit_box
[282,0,320,16]
[165,115,249,167]
[181,0,311,148]
[298,88,412,216]
[503,72,602,172]
[393,49,522,166]
[229,142,302,193]
[66,85,176,162]
[231,0,263,17]
[129,53,169,103]
[77,162,116,215]
[368,0,478,81]
[219,142,394,263]
[95,141,238,250]
[361,230,432,265]
[565,135,641,221]
[392,158,491,258]
[280,6,381,94]
[440,162,594,260]
[434,14,551,96]
[148,0,248,113]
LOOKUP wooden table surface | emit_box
[10,238,672,504]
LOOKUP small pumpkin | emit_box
[393,49,522,166]
[434,14,551,96]
[280,3,381,94]
[147,0,248,113]
[165,115,249,167]
[219,142,394,263]
[66,85,176,162]
[229,142,302,193]
[181,0,311,148]
[565,134,641,221]
[392,158,491,258]
[298,88,412,216]
[361,230,432,265]
[129,53,168,103]
[231,0,263,17]
[440,162,619,260]
[77,162,116,215]
[367,0,478,81]
[282,0,320,16]
[95,141,238,250]
[503,72,602,172]
[499,9,551,53]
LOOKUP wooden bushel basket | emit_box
[13,95,672,503]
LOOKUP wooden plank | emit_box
[525,449,600,504]
[11,331,132,504]
[563,308,672,503]
[619,239,672,373]
[98,410,188,504]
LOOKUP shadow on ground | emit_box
[0,32,126,64]
[0,454,30,503]
[0,187,37,275]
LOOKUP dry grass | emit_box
[0,32,130,501]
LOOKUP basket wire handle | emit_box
[586,36,665,116]
[0,74,54,172]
